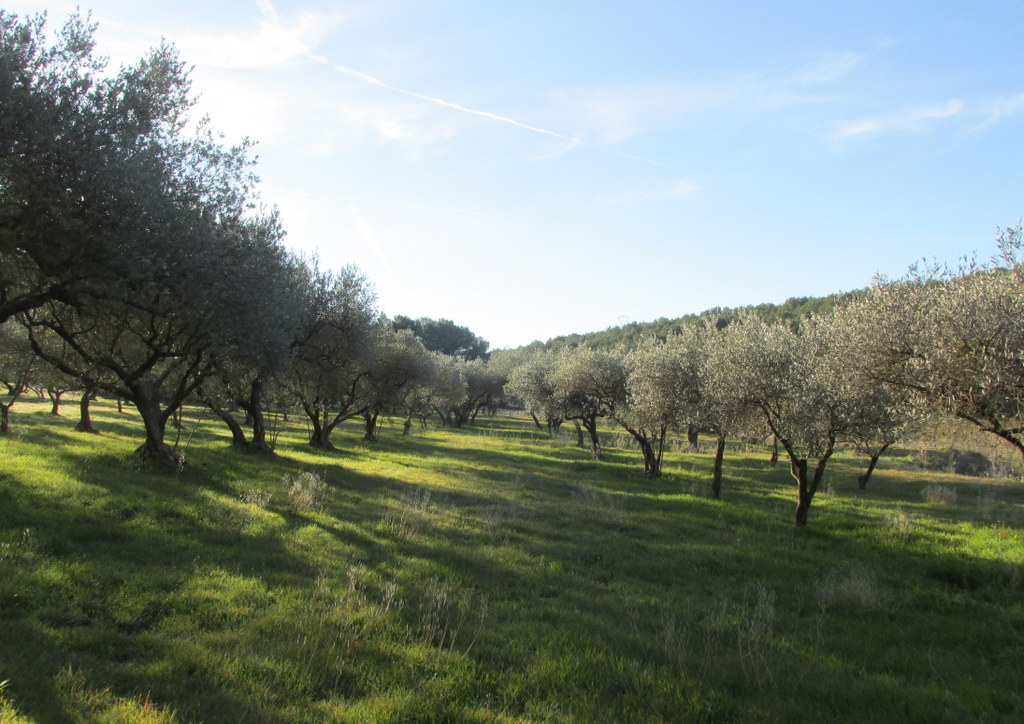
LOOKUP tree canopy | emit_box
[392,316,490,360]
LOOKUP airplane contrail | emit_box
[311,53,582,145]
[309,53,676,170]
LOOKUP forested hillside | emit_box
[532,292,851,350]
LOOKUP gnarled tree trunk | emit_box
[207,401,249,448]
[75,387,98,433]
[133,393,183,468]
[48,389,64,416]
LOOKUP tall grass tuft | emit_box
[285,471,326,514]
[413,577,488,653]
[922,483,958,506]
[384,487,433,539]
[736,582,777,689]
[884,505,914,540]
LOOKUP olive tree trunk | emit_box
[857,443,890,490]
[711,434,727,499]
[75,388,98,433]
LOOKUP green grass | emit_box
[1,399,1023,722]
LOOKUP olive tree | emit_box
[428,356,500,427]
[7,11,281,466]
[287,265,382,449]
[827,308,921,488]
[505,349,565,434]
[201,241,305,453]
[710,313,849,526]
[549,346,625,460]
[617,339,689,477]
[846,382,919,489]
[671,323,758,498]
[359,328,433,441]
[841,226,1024,463]
[426,352,468,427]
[0,12,200,323]
[22,210,283,465]
[398,352,442,435]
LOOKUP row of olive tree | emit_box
[0,11,502,464]
[2,10,273,462]
[501,233,1024,527]
[502,315,914,526]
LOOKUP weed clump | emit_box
[240,487,272,509]
[285,471,326,514]
[922,484,958,506]
[384,487,433,539]
[882,506,914,541]
[413,577,487,652]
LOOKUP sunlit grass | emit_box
[1,400,1023,721]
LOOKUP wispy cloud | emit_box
[973,93,1024,131]
[305,50,695,169]
[190,3,590,156]
[797,52,864,84]
[551,52,863,146]
[604,179,701,205]
[553,82,723,144]
[833,99,964,139]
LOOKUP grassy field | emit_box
[1,399,1023,722]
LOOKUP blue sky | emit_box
[9,1,1024,348]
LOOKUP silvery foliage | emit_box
[707,312,849,460]
[548,346,626,423]
[840,224,1024,457]
[426,352,469,413]
[620,332,699,436]
[504,349,564,423]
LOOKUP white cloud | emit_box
[176,3,337,70]
[190,65,460,155]
[833,99,964,139]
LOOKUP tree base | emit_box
[135,442,187,471]
[237,440,276,455]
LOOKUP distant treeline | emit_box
[528,292,855,351]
